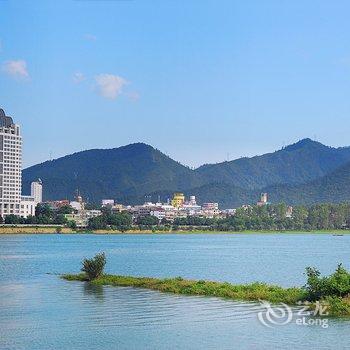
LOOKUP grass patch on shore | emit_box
[62,273,306,304]
[62,273,350,316]
[62,255,350,317]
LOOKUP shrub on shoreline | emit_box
[304,264,350,301]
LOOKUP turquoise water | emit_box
[1,233,350,349]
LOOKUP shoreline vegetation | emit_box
[61,254,350,317]
[63,273,304,303]
[1,226,350,234]
[0,225,350,234]
[3,203,350,234]
[62,273,350,317]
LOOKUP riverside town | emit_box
[2,107,350,233]
[0,108,266,229]
[3,3,350,349]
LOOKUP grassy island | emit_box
[62,255,350,317]
[62,273,305,304]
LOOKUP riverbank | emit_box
[0,226,349,234]
[93,229,350,235]
[0,226,75,234]
[62,273,350,316]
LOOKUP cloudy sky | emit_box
[1,0,350,168]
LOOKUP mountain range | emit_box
[22,138,350,208]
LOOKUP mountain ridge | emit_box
[195,138,350,189]
[22,138,350,207]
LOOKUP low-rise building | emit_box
[202,202,219,211]
[111,203,125,213]
[102,199,114,207]
[45,200,70,210]
[65,209,102,227]
[221,208,236,216]
[20,195,36,218]
[20,180,43,218]
[286,206,293,218]
[257,193,269,206]
[150,209,166,221]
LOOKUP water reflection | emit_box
[83,282,104,301]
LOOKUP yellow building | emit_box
[171,192,185,208]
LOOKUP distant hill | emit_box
[264,161,350,205]
[22,143,204,203]
[196,138,350,189]
[22,139,350,207]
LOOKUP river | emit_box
[1,233,349,349]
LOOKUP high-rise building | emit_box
[0,109,22,217]
[31,179,43,203]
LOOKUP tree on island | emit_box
[81,252,106,281]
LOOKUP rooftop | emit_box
[0,108,14,127]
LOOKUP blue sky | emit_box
[1,0,350,168]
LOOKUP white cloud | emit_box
[94,74,127,99]
[84,34,97,41]
[2,60,29,79]
[73,72,85,83]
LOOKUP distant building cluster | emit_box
[42,193,102,227]
[101,193,228,223]
[40,190,295,228]
[40,191,243,227]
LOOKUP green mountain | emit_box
[22,143,204,203]
[264,161,350,205]
[196,138,350,189]
[22,139,350,207]
[188,157,350,208]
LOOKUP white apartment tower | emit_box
[0,108,22,217]
[31,179,43,203]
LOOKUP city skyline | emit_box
[2,1,350,168]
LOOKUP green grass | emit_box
[62,273,305,304]
[61,273,350,316]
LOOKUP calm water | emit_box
[1,233,350,350]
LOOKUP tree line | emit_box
[174,203,350,231]
[88,202,350,231]
[3,202,350,232]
